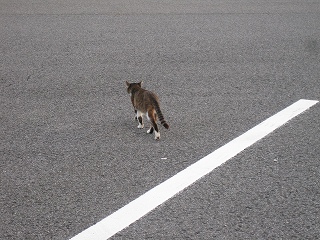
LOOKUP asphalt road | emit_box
[1,1,320,239]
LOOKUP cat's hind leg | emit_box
[149,110,160,140]
[146,111,154,134]
[137,111,144,128]
[153,122,160,140]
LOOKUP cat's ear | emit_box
[138,81,143,87]
[125,81,130,87]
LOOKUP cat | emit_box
[126,81,169,140]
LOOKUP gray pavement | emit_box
[1,1,320,239]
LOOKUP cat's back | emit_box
[144,89,159,101]
[134,89,158,111]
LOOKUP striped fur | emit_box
[152,98,169,129]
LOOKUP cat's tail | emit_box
[153,100,169,129]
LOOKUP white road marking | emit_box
[70,99,318,240]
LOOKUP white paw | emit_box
[154,131,160,140]
[147,129,151,133]
[138,124,144,129]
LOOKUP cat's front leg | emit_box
[137,111,144,128]
[147,126,154,134]
[134,109,138,121]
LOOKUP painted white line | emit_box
[70,99,318,240]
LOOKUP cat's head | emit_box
[125,81,143,94]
